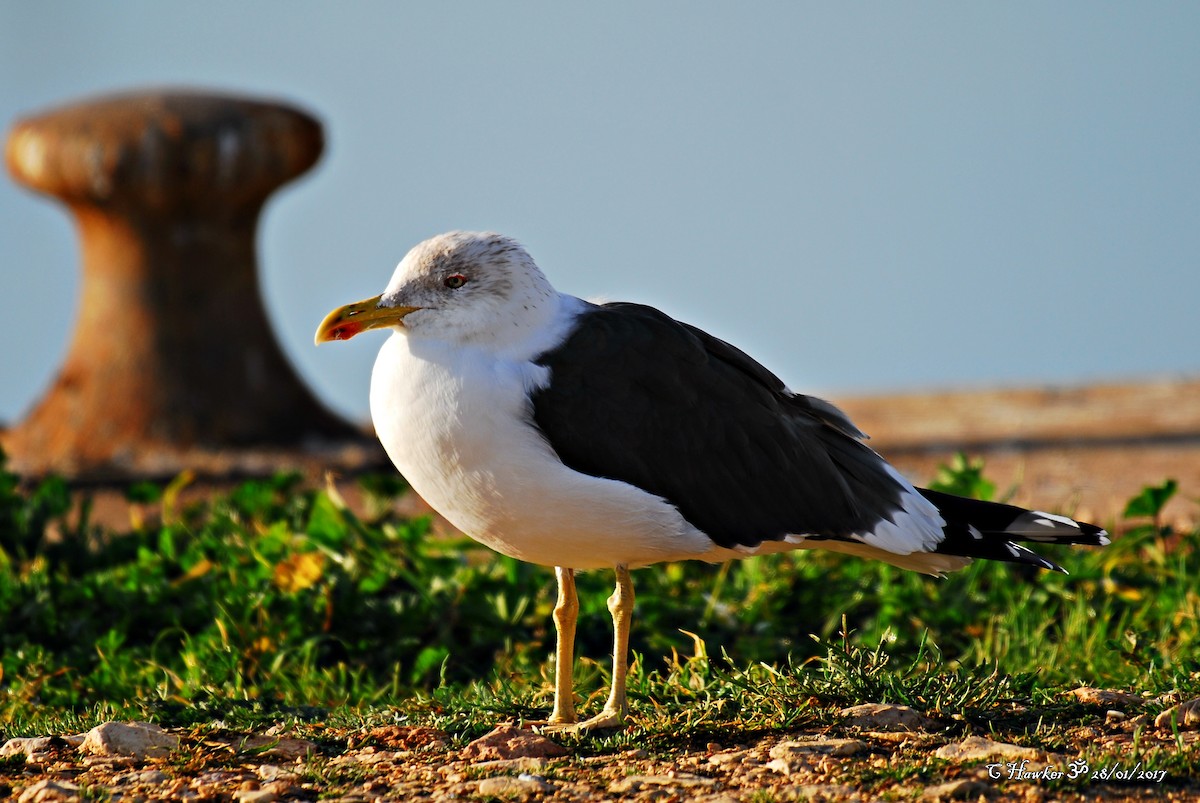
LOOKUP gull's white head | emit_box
[316,231,559,352]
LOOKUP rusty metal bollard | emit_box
[3,89,369,479]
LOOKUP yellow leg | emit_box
[574,564,634,731]
[548,566,578,725]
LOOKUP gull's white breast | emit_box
[367,317,717,570]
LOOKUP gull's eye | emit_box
[443,273,468,289]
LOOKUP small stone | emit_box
[197,770,251,785]
[260,781,294,797]
[606,775,640,794]
[113,769,170,786]
[237,791,278,803]
[351,725,450,751]
[17,779,81,803]
[78,721,179,760]
[934,736,1040,762]
[256,765,300,782]
[608,773,719,793]
[769,738,867,758]
[461,725,567,761]
[922,779,994,800]
[0,737,56,760]
[666,771,719,787]
[839,702,938,731]
[80,753,136,770]
[1105,710,1127,724]
[470,757,550,773]
[765,756,814,776]
[337,748,407,767]
[787,784,859,801]
[1155,697,1200,730]
[476,775,555,798]
[707,751,744,766]
[867,730,939,747]
[242,735,317,760]
[1065,687,1145,708]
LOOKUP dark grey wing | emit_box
[530,302,909,549]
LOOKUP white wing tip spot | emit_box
[1031,511,1079,528]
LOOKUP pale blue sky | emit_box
[2,2,1197,425]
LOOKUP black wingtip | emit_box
[1016,542,1068,573]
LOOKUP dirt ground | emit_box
[3,695,1199,802]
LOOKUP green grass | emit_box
[0,446,1197,751]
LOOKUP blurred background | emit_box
[2,1,1198,426]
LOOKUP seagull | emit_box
[315,231,1109,731]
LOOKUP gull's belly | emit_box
[369,335,714,569]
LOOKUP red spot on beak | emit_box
[333,322,362,340]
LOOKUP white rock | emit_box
[1155,697,1200,730]
[113,769,170,785]
[934,736,1039,762]
[241,734,317,760]
[608,773,719,793]
[1065,686,1145,708]
[470,757,550,772]
[476,775,555,797]
[839,702,937,731]
[256,764,300,781]
[769,738,867,758]
[17,779,82,803]
[786,784,860,801]
[78,721,179,760]
[0,737,55,759]
[765,756,814,776]
[921,778,994,800]
[237,791,278,803]
[461,725,567,761]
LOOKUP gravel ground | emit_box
[3,696,1198,802]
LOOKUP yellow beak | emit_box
[314,295,421,345]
